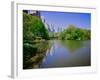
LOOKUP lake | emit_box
[23,40,91,69]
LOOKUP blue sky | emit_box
[40,11,91,32]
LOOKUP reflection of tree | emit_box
[23,41,52,69]
[60,40,83,53]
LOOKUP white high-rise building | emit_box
[41,16,51,31]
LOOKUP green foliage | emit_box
[23,12,51,69]
[60,25,91,40]
[23,41,51,69]
[23,12,49,43]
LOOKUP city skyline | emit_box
[40,11,91,32]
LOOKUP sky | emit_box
[40,11,91,32]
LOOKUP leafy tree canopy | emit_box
[23,12,49,43]
[60,25,91,40]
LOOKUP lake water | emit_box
[23,40,91,69]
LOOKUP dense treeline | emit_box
[59,25,91,40]
[23,12,49,43]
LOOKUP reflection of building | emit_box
[23,10,40,17]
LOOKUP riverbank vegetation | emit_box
[23,12,49,43]
[59,25,90,40]
[23,12,50,69]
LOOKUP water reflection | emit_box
[23,40,91,69]
[60,40,83,53]
[23,41,51,69]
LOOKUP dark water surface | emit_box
[23,40,91,69]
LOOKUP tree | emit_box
[59,25,91,40]
[23,12,49,43]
